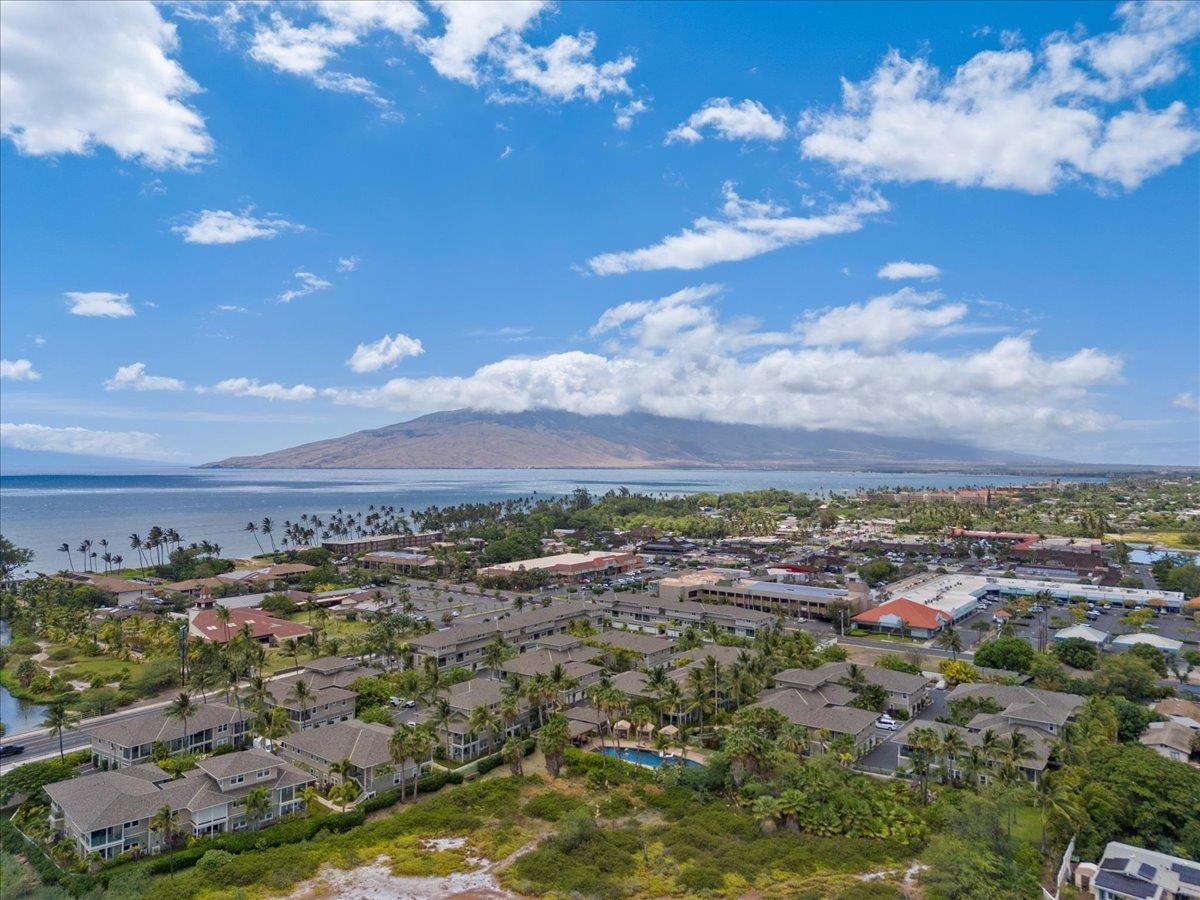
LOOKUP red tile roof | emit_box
[191,608,312,644]
[852,597,952,630]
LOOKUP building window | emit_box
[230,774,245,785]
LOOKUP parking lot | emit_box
[858,686,949,773]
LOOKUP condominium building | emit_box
[276,718,424,796]
[408,601,592,671]
[88,703,252,770]
[46,750,314,860]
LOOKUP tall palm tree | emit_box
[261,517,276,553]
[468,705,500,757]
[288,680,314,728]
[149,805,179,852]
[244,786,271,830]
[58,542,74,572]
[128,534,145,570]
[215,605,232,645]
[166,692,197,754]
[245,522,264,555]
[42,703,77,761]
[76,540,91,572]
[389,729,412,799]
[935,626,964,660]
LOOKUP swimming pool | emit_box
[595,746,702,769]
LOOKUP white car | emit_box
[877,715,899,731]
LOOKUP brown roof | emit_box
[191,608,312,643]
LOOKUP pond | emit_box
[0,620,48,737]
[595,746,702,769]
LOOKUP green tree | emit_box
[0,535,34,582]
[973,635,1034,673]
[1053,637,1098,670]
[166,692,197,754]
[244,786,270,830]
[538,713,570,778]
[41,703,78,762]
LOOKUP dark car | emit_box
[0,744,26,758]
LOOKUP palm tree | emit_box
[215,605,232,645]
[538,713,570,778]
[468,705,500,757]
[261,517,276,553]
[129,534,145,570]
[288,680,314,728]
[389,729,413,799]
[751,795,783,834]
[58,542,74,572]
[166,692,197,755]
[281,638,302,670]
[42,703,77,761]
[502,736,525,776]
[77,540,91,572]
[482,635,512,676]
[935,625,964,660]
[245,521,264,555]
[938,729,969,784]
[149,805,179,852]
[244,786,271,830]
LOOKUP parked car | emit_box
[0,744,25,758]
[876,715,898,731]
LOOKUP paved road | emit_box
[0,666,309,775]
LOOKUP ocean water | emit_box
[0,467,1094,573]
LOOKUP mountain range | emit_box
[204,409,1063,471]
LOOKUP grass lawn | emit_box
[1010,804,1044,845]
[1107,531,1200,550]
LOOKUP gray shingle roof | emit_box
[88,703,249,749]
[279,719,399,769]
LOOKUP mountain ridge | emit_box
[203,409,1066,471]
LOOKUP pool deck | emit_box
[582,736,708,766]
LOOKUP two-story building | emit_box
[276,718,424,796]
[597,594,777,639]
[441,678,532,762]
[497,650,604,706]
[773,663,931,716]
[88,703,252,770]
[408,601,592,671]
[262,656,380,731]
[45,750,314,860]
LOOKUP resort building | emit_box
[654,570,870,621]
[408,601,592,671]
[276,718,424,796]
[261,656,379,731]
[88,703,252,770]
[773,663,931,716]
[477,550,642,583]
[45,750,314,860]
[441,678,532,762]
[587,629,676,669]
[597,594,777,639]
[360,550,440,574]
[748,688,880,756]
[497,649,604,705]
[189,607,313,645]
[322,532,443,555]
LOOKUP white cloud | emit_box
[336,255,359,272]
[801,287,966,352]
[346,333,425,373]
[65,291,135,318]
[173,209,304,245]
[226,1,633,108]
[322,286,1121,449]
[0,0,212,169]
[104,362,185,392]
[614,98,648,130]
[216,304,247,313]
[877,260,942,280]
[249,1,425,108]
[499,145,513,159]
[586,183,887,275]
[1172,391,1199,411]
[665,98,788,144]
[0,359,40,381]
[277,270,332,303]
[208,378,317,401]
[801,2,1200,193]
[0,422,171,459]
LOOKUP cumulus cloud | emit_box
[877,260,942,280]
[666,98,789,144]
[321,286,1121,449]
[801,2,1200,193]
[173,209,304,245]
[65,292,135,318]
[1172,391,1199,411]
[587,183,887,275]
[346,333,425,373]
[0,422,171,459]
[208,378,317,401]
[337,255,359,272]
[0,0,212,169]
[801,287,966,352]
[277,270,331,303]
[104,362,185,392]
[211,1,632,109]
[0,359,40,381]
[614,98,648,130]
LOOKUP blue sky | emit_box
[1,0,1197,466]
